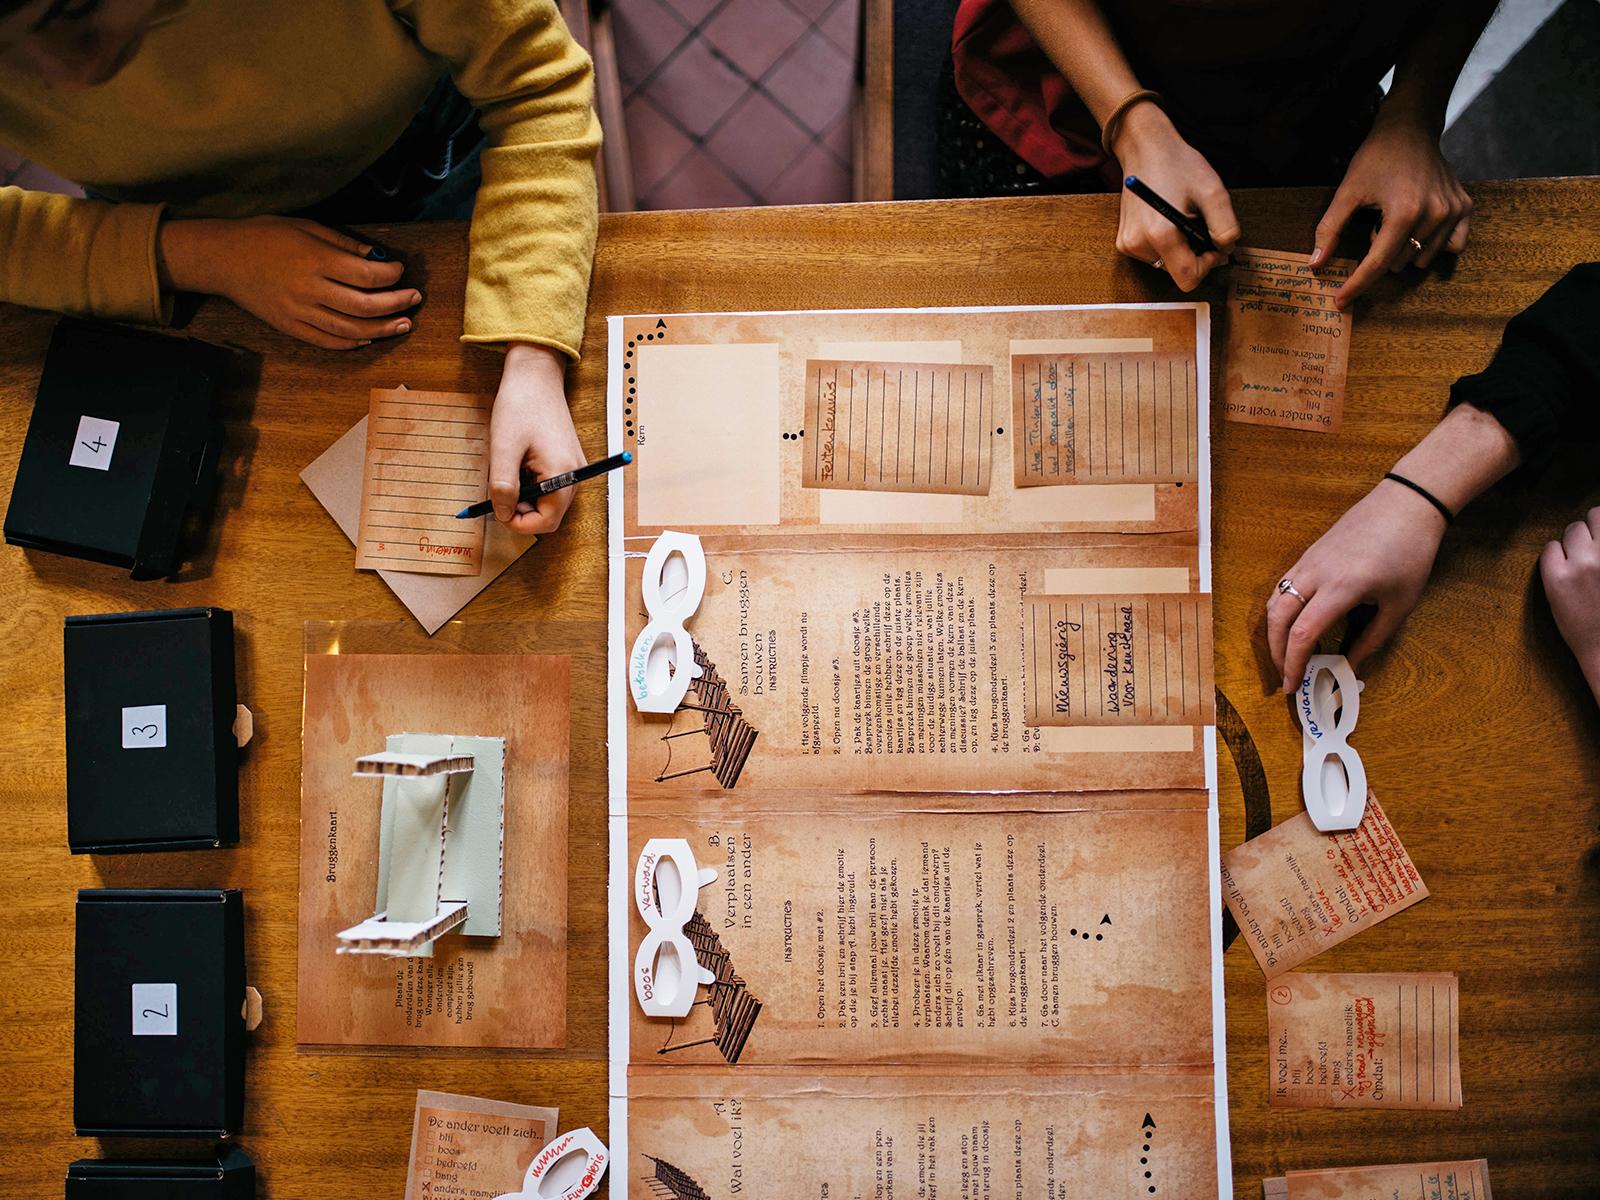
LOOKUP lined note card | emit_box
[1268,972,1462,1110]
[1221,794,1429,979]
[1280,1159,1492,1200]
[1223,247,1355,433]
[1010,353,1199,485]
[355,388,490,577]
[1022,592,1214,726]
[801,360,994,495]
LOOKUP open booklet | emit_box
[606,302,1230,1197]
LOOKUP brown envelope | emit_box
[1267,971,1462,1109]
[300,396,538,635]
[1220,792,1428,978]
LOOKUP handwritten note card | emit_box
[1022,592,1214,727]
[1221,792,1429,979]
[1223,247,1355,433]
[403,1090,559,1200]
[1269,971,1462,1110]
[1010,353,1199,485]
[1279,1159,1493,1200]
[801,360,994,495]
[355,388,490,577]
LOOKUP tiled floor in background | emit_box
[612,0,859,209]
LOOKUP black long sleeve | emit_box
[1448,262,1600,471]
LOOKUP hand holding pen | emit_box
[1111,108,1241,290]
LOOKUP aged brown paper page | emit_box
[626,1069,1218,1197]
[617,305,1206,538]
[355,388,489,576]
[1268,971,1462,1110]
[1023,593,1215,727]
[404,1091,559,1200]
[1285,1159,1493,1200]
[1223,248,1355,433]
[802,360,995,495]
[1012,353,1199,485]
[1220,792,1428,979]
[625,542,1209,796]
[298,653,568,1048]
[626,805,1214,1068]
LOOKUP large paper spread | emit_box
[606,303,1231,1197]
[300,396,538,634]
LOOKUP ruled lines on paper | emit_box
[801,360,995,496]
[355,388,491,577]
[1011,352,1199,486]
[1023,592,1215,727]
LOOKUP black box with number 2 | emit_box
[73,889,247,1137]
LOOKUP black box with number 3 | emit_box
[63,607,239,853]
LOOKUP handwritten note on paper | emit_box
[1022,593,1215,727]
[801,360,995,495]
[1221,792,1429,979]
[1284,1159,1492,1200]
[355,388,490,577]
[1010,353,1199,486]
[1269,971,1462,1110]
[403,1090,559,1200]
[1223,247,1355,433]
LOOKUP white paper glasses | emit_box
[632,838,717,1017]
[493,1127,610,1200]
[627,531,706,714]
[1294,653,1367,832]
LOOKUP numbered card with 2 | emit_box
[1268,971,1462,1109]
[131,982,177,1036]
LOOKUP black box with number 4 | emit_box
[64,607,239,853]
[73,889,247,1137]
[2,318,231,579]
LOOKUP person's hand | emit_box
[1266,480,1450,691]
[1111,102,1241,292]
[487,343,586,536]
[156,216,420,350]
[1312,107,1472,309]
[1539,506,1600,703]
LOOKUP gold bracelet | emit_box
[1100,88,1163,159]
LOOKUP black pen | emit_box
[455,450,633,519]
[1123,175,1217,255]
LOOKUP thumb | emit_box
[1311,186,1359,267]
[488,441,528,525]
[1345,598,1408,671]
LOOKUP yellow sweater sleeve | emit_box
[0,186,168,323]
[393,0,602,358]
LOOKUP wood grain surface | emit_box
[0,179,1595,1197]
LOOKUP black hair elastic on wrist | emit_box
[1383,472,1455,524]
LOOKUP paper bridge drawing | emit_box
[641,1156,712,1200]
[654,641,759,790]
[656,909,762,1065]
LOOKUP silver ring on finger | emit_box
[1276,577,1307,605]
[1151,257,1164,271]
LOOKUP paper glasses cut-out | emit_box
[1295,654,1367,832]
[628,531,707,713]
[633,838,719,1017]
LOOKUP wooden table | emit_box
[1,180,1596,1197]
